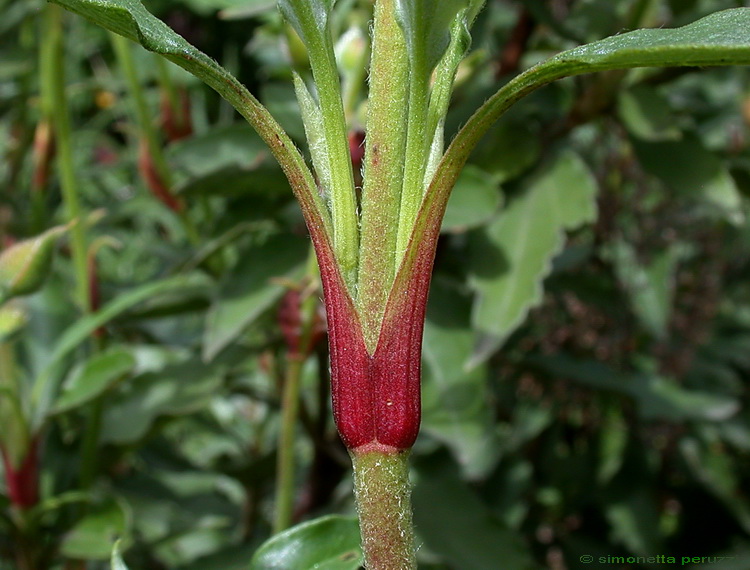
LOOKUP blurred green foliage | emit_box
[1,0,750,568]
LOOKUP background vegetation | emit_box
[2,0,750,568]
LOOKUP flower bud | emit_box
[0,225,66,304]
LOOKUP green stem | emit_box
[296,3,359,289]
[42,5,89,312]
[274,252,321,533]
[273,355,305,533]
[356,0,410,350]
[395,17,431,263]
[351,449,416,570]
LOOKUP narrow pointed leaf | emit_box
[293,73,332,198]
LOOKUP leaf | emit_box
[441,166,502,233]
[0,300,27,342]
[422,279,499,478]
[61,499,130,560]
[617,85,681,141]
[530,355,741,422]
[605,489,662,556]
[396,0,473,72]
[410,10,750,312]
[606,240,683,339]
[469,151,597,362]
[413,454,539,570]
[293,72,332,197]
[100,358,224,444]
[633,137,744,223]
[249,515,363,570]
[31,273,211,428]
[203,233,309,361]
[169,124,273,178]
[277,0,335,47]
[53,349,135,414]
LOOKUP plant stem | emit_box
[42,5,90,312]
[294,2,359,288]
[356,0,409,350]
[351,448,416,570]
[273,355,305,533]
[274,255,321,532]
[395,4,431,264]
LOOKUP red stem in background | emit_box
[1,439,40,510]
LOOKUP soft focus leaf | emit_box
[53,348,135,414]
[606,240,684,339]
[413,454,539,570]
[203,233,308,360]
[469,151,598,362]
[61,499,130,560]
[249,515,362,570]
[32,273,211,427]
[422,279,500,478]
[441,166,502,233]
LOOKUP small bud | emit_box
[0,225,67,304]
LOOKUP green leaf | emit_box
[293,72,332,197]
[395,0,473,72]
[469,151,597,361]
[633,137,744,223]
[169,124,273,178]
[277,0,335,46]
[53,348,135,414]
[31,273,211,428]
[422,279,499,478]
[530,355,741,422]
[100,358,224,444]
[249,515,362,570]
[414,10,750,300]
[203,234,309,361]
[617,85,681,141]
[441,165,502,233]
[413,454,539,570]
[61,499,130,560]
[606,240,684,339]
